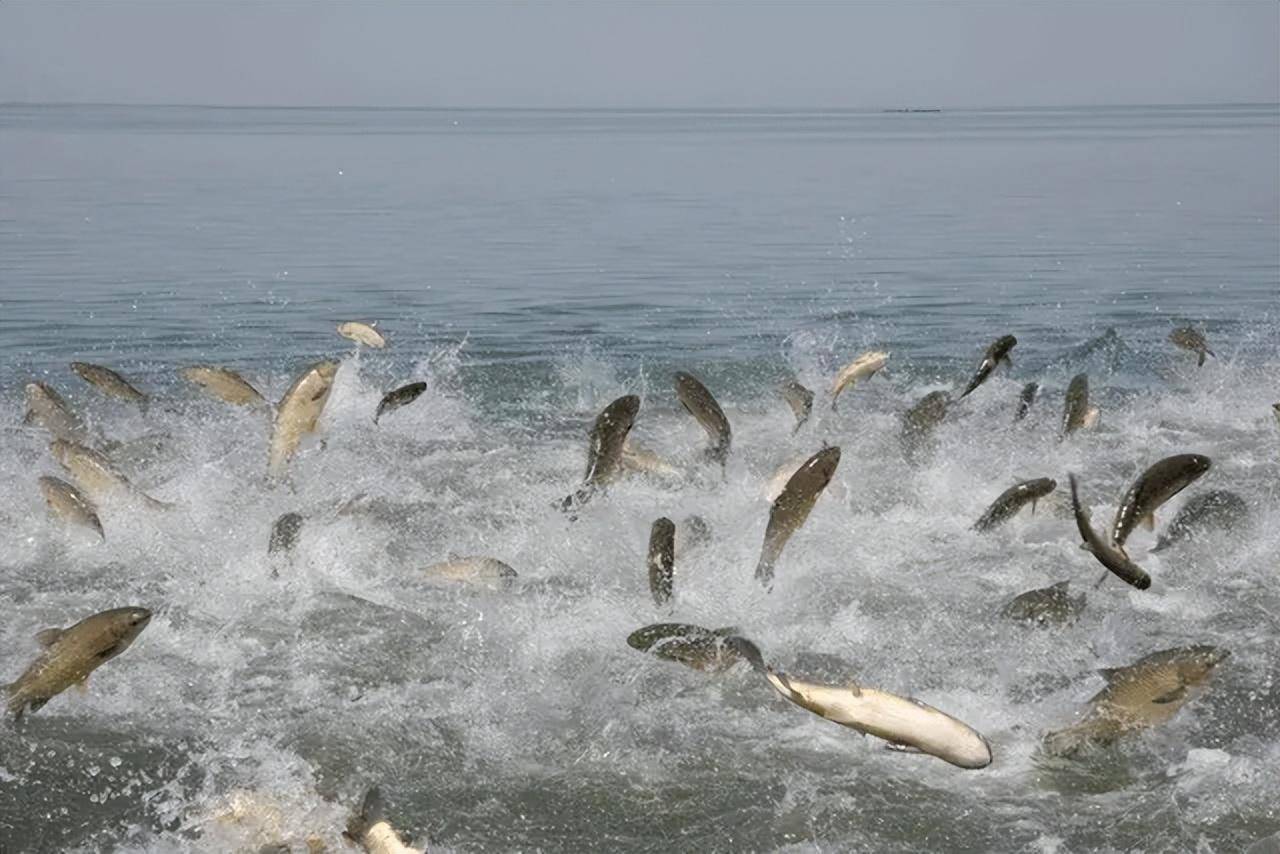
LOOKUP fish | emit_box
[677,514,712,554]
[37,475,105,541]
[70,362,148,405]
[900,390,950,462]
[1169,326,1214,367]
[958,335,1016,398]
[1000,581,1085,626]
[422,556,517,587]
[830,350,889,411]
[374,381,428,424]
[50,439,173,510]
[337,321,387,349]
[1060,373,1099,439]
[181,366,267,408]
[730,638,992,769]
[1150,490,1249,552]
[619,439,682,481]
[780,380,814,433]
[1013,381,1039,423]
[268,512,304,556]
[754,446,840,587]
[268,361,339,478]
[559,394,640,512]
[1067,474,1151,590]
[674,371,731,467]
[1111,453,1212,551]
[647,517,675,605]
[5,606,152,722]
[23,382,92,445]
[345,787,423,854]
[972,477,1057,532]
[626,623,746,672]
[1042,645,1228,757]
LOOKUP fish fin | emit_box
[1197,350,1206,367]
[846,681,863,698]
[345,786,386,843]
[35,629,63,647]
[1152,686,1187,704]
[1141,513,1155,531]
[885,741,923,754]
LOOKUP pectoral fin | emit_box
[885,741,923,754]
[1152,686,1187,704]
[845,681,863,698]
[35,629,64,647]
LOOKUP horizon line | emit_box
[2,99,1278,113]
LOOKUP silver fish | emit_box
[560,394,640,512]
[830,351,889,411]
[1060,373,1099,439]
[181,366,267,408]
[755,446,840,587]
[70,362,148,405]
[972,478,1057,532]
[37,475,104,541]
[50,439,173,510]
[958,335,1016,399]
[23,382,91,445]
[780,380,814,433]
[268,361,339,478]
[345,787,422,854]
[1068,474,1151,590]
[900,390,950,462]
[337,321,387,349]
[1111,453,1212,551]
[422,556,517,588]
[674,371,731,466]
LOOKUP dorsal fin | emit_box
[35,628,63,647]
[1049,581,1071,592]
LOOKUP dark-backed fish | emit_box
[374,381,428,424]
[958,335,1016,398]
[1060,373,1099,439]
[900,390,950,462]
[1111,453,1212,551]
[674,371,731,466]
[559,394,640,512]
[1068,474,1151,590]
[268,512,304,556]
[5,607,152,722]
[1169,327,1214,367]
[780,380,813,433]
[1000,581,1084,626]
[754,446,840,587]
[1151,490,1249,552]
[38,475,104,541]
[972,477,1057,532]
[1013,381,1038,423]
[70,362,148,405]
[626,623,744,671]
[1042,645,1228,757]
[647,517,675,605]
[730,638,992,769]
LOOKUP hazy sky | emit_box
[1,2,1276,108]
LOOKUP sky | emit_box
[1,2,1276,109]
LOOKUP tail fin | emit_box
[345,786,385,843]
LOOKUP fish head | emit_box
[603,394,641,433]
[83,606,152,658]
[1182,454,1213,478]
[1177,645,1230,683]
[992,334,1018,355]
[1026,477,1058,495]
[804,446,842,484]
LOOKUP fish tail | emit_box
[345,786,385,843]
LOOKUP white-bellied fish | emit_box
[5,606,152,722]
[780,380,814,433]
[50,439,173,510]
[422,556,517,588]
[1111,453,1212,551]
[37,475,104,541]
[337,321,387,349]
[674,371,731,467]
[23,382,92,445]
[181,366,267,408]
[830,350,889,411]
[70,361,148,405]
[559,394,640,513]
[268,360,339,478]
[345,787,423,854]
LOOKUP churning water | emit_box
[0,104,1278,852]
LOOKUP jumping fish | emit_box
[37,475,104,541]
[1060,373,1099,439]
[830,351,889,411]
[1000,581,1084,626]
[780,380,814,433]
[730,638,992,769]
[647,517,675,605]
[1068,474,1151,590]
[337,322,387,349]
[181,366,267,408]
[677,514,712,554]
[559,394,640,512]
[754,446,840,587]
[1013,382,1038,423]
[1111,454,1212,551]
[50,439,173,510]
[1151,490,1249,552]
[626,623,746,672]
[1169,327,1214,367]
[374,381,427,424]
[1042,645,1228,757]
[268,512,304,556]
[422,556,517,587]
[345,787,423,854]
[972,478,1057,532]
[674,371,731,467]
[23,382,91,445]
[268,361,339,478]
[958,335,1016,399]
[900,390,950,462]
[5,606,152,722]
[70,362,148,405]
[619,439,682,481]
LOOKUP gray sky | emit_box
[1,2,1276,108]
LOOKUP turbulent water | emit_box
[1,104,1278,853]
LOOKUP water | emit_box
[0,103,1278,852]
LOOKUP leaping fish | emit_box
[755,446,840,587]
[70,362,148,405]
[674,371,732,467]
[958,335,1016,399]
[830,351,889,411]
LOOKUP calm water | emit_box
[0,104,1278,852]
